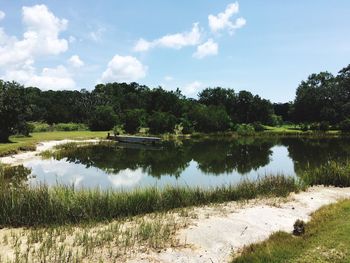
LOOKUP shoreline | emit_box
[0,139,100,165]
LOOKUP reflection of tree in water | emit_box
[54,142,191,178]
[281,137,350,175]
[189,138,276,174]
[53,138,276,177]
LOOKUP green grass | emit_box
[0,131,108,157]
[0,170,301,227]
[301,160,350,187]
[232,199,350,263]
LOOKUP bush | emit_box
[88,106,118,131]
[149,111,177,134]
[252,122,265,132]
[319,121,329,132]
[339,119,350,132]
[122,109,148,134]
[30,122,51,132]
[53,123,88,131]
[236,124,255,136]
[300,123,309,132]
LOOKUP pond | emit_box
[22,137,350,190]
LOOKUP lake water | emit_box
[23,137,350,190]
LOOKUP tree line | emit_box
[1,64,350,142]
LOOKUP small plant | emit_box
[293,219,305,236]
[300,123,309,132]
[236,124,255,136]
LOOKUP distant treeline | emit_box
[1,64,350,141]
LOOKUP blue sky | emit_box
[0,1,349,102]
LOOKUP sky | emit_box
[0,1,350,102]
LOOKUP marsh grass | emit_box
[301,160,350,187]
[0,168,300,227]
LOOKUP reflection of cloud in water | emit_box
[23,158,145,189]
[107,169,144,187]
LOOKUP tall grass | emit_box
[301,160,350,187]
[0,173,300,227]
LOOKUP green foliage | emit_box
[252,122,265,132]
[88,106,117,131]
[339,119,350,132]
[0,81,29,141]
[236,124,255,136]
[148,111,177,134]
[300,123,309,132]
[123,109,148,134]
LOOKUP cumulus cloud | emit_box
[183,81,202,97]
[101,55,147,83]
[0,4,68,67]
[134,23,201,52]
[0,10,5,21]
[3,64,76,90]
[0,5,77,90]
[208,2,246,34]
[193,39,218,59]
[68,55,84,68]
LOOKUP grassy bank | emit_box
[0,173,301,227]
[232,199,350,263]
[0,131,107,157]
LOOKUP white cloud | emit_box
[208,2,246,34]
[0,4,68,67]
[3,65,76,90]
[68,35,76,43]
[68,55,84,68]
[89,27,105,42]
[0,10,5,21]
[164,75,174,81]
[101,55,147,83]
[183,81,202,97]
[134,23,201,52]
[193,39,218,59]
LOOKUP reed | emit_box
[0,170,300,227]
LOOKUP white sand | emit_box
[130,186,350,263]
[0,139,99,165]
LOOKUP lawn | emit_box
[0,131,107,157]
[232,199,350,263]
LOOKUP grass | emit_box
[232,199,350,263]
[0,131,108,157]
[0,210,191,262]
[0,169,301,227]
[301,160,350,187]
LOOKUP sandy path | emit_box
[0,139,100,165]
[130,186,350,263]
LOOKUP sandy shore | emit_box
[130,186,350,263]
[0,139,100,165]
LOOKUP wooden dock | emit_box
[107,134,161,144]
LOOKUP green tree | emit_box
[123,109,148,134]
[0,81,29,142]
[148,111,177,134]
[88,106,117,131]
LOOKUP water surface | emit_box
[23,137,350,190]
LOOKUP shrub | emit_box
[252,122,265,132]
[236,124,255,136]
[300,123,309,132]
[319,121,329,132]
[122,109,148,134]
[148,111,177,134]
[88,106,117,131]
[53,123,88,131]
[339,119,350,132]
